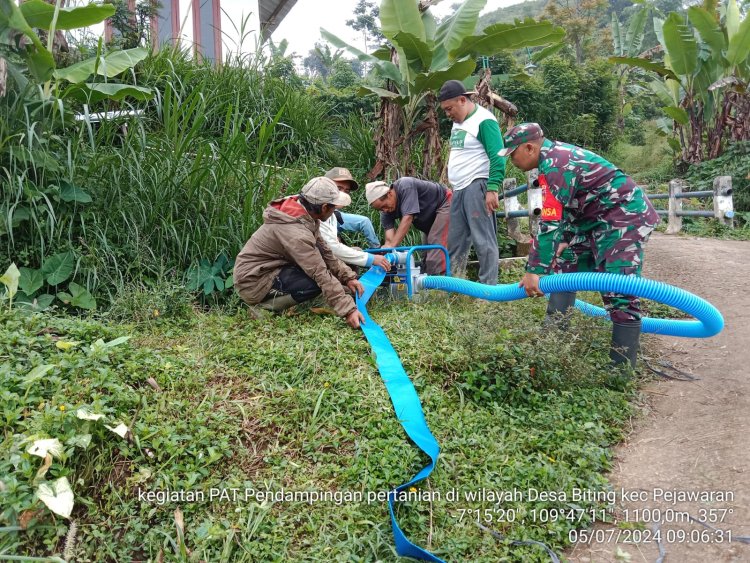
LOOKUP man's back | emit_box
[539,139,659,232]
[381,177,448,233]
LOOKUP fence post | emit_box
[666,179,685,234]
[713,176,734,228]
[527,168,542,236]
[502,178,526,242]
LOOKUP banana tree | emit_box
[610,0,750,162]
[1,0,152,102]
[610,5,653,128]
[323,0,565,179]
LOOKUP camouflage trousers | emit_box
[556,225,653,323]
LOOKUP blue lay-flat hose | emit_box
[419,272,724,338]
[357,267,723,562]
[357,259,445,562]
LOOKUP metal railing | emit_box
[496,172,736,239]
[644,176,735,234]
[496,171,542,243]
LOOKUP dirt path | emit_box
[568,233,750,563]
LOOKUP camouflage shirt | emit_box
[527,139,659,274]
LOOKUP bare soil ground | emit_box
[568,233,750,563]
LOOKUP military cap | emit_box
[498,123,545,157]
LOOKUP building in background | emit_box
[104,0,297,63]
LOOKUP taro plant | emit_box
[3,255,97,311]
[185,253,235,300]
[0,262,20,309]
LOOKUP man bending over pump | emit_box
[366,177,452,275]
[499,123,660,368]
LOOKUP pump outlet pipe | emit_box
[418,272,723,338]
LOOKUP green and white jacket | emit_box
[446,104,506,192]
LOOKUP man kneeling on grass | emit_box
[233,177,366,329]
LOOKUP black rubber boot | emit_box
[610,320,642,368]
[543,291,577,330]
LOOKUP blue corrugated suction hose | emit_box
[420,273,723,338]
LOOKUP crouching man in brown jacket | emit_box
[234,177,366,329]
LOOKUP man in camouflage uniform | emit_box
[498,123,660,367]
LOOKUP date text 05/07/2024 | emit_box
[569,527,733,545]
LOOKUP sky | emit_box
[77,0,527,61]
[269,0,526,57]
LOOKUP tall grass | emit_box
[0,80,80,261]
[2,45,344,302]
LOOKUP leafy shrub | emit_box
[685,141,750,212]
[328,59,361,90]
[623,113,646,145]
[680,216,750,239]
[603,123,675,184]
[498,56,618,151]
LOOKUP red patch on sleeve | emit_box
[539,174,562,221]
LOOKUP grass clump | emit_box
[602,122,675,184]
[105,279,195,323]
[679,216,750,240]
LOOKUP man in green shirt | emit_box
[439,80,506,285]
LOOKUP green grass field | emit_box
[2,286,642,561]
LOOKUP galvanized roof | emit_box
[259,0,299,37]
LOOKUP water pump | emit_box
[366,244,450,299]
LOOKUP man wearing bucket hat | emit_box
[319,167,391,271]
[499,122,660,367]
[365,177,452,275]
[324,167,381,250]
[438,79,506,285]
[234,176,366,329]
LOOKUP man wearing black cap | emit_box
[438,79,506,285]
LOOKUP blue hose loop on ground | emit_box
[357,262,445,563]
[420,272,724,338]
